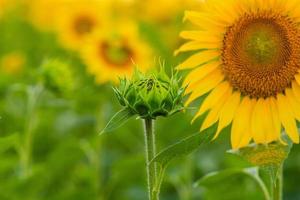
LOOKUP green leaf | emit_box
[195,167,271,200]
[99,108,135,135]
[151,125,216,167]
[0,134,19,154]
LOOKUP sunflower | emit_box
[26,0,66,31]
[177,0,300,149]
[54,0,109,50]
[0,52,25,75]
[80,21,152,84]
[0,0,17,17]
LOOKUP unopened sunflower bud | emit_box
[114,67,185,119]
[40,59,75,95]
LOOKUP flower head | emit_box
[0,52,25,75]
[177,0,300,149]
[81,21,152,84]
[114,67,185,119]
[54,0,109,50]
[27,0,66,31]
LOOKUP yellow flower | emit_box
[0,0,18,17]
[80,21,152,84]
[177,0,300,149]
[26,0,66,31]
[0,52,25,75]
[54,0,109,50]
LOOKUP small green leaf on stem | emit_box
[195,167,271,200]
[100,108,135,135]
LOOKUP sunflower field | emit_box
[1,0,300,200]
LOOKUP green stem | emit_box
[273,165,283,200]
[251,171,271,200]
[20,85,43,178]
[143,119,159,200]
[95,106,105,200]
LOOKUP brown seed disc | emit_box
[222,11,300,98]
[99,41,134,67]
[73,15,95,36]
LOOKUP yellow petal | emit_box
[277,94,299,143]
[231,97,255,149]
[264,100,277,143]
[174,41,220,55]
[292,81,300,101]
[183,61,220,87]
[202,0,238,24]
[214,91,241,139]
[179,31,220,42]
[185,69,224,106]
[176,50,220,70]
[295,73,300,86]
[200,90,231,131]
[192,81,231,122]
[251,98,269,144]
[269,97,283,143]
[184,11,226,31]
[287,0,300,19]
[285,88,300,121]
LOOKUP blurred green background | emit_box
[0,1,300,200]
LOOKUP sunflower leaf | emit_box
[195,167,271,200]
[151,124,216,167]
[100,108,135,135]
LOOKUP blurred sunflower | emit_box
[0,52,25,75]
[54,0,109,50]
[26,0,66,31]
[0,0,18,17]
[81,21,152,84]
[177,0,300,149]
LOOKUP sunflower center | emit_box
[245,27,278,64]
[99,41,133,67]
[74,15,95,35]
[222,11,300,98]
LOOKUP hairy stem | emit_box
[143,119,159,200]
[273,165,283,200]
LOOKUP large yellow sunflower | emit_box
[177,0,300,149]
[80,21,152,84]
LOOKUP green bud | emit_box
[114,67,185,119]
[39,59,75,95]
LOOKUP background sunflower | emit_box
[80,21,152,84]
[54,0,110,50]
